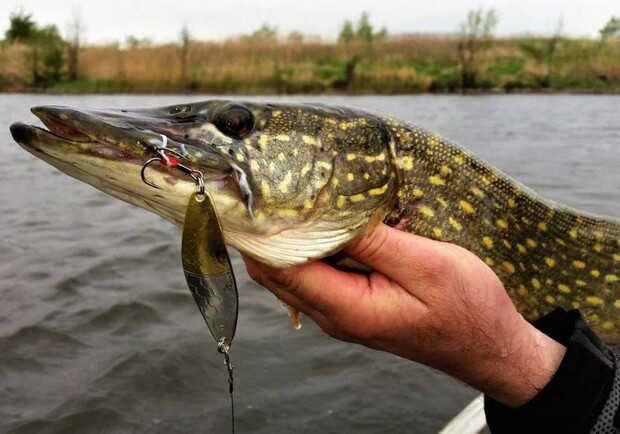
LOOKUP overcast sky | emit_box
[1,0,618,44]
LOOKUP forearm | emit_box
[485,309,619,434]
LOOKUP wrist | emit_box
[470,315,566,407]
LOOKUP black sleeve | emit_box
[484,308,620,434]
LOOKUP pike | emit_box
[9,100,620,341]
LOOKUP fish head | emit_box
[10,100,398,267]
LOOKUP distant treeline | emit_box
[1,9,619,94]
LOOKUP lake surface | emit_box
[1,94,619,433]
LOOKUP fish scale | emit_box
[383,117,620,340]
[10,100,620,341]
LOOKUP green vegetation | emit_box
[0,9,619,94]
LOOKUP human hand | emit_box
[243,223,566,407]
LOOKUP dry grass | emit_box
[1,35,619,93]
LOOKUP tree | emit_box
[357,12,374,43]
[458,8,498,89]
[5,9,36,42]
[519,17,563,88]
[600,16,620,41]
[179,25,192,88]
[66,8,84,81]
[248,23,277,41]
[338,12,387,44]
[338,20,354,44]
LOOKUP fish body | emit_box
[9,100,620,340]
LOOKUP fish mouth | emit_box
[9,105,236,225]
[11,105,230,176]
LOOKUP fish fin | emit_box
[278,299,302,330]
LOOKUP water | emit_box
[1,94,619,434]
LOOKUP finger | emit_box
[242,254,371,319]
[344,223,448,289]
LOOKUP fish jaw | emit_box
[10,101,400,268]
[10,105,238,227]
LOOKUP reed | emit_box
[1,35,619,93]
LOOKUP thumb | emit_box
[344,223,444,286]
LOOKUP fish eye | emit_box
[169,105,190,115]
[212,103,255,139]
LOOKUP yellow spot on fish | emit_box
[576,279,587,287]
[496,219,508,229]
[278,153,286,162]
[436,197,448,208]
[236,153,245,162]
[485,257,494,266]
[302,135,318,146]
[591,269,601,278]
[573,260,586,269]
[557,284,571,294]
[277,208,299,217]
[507,198,516,208]
[612,253,620,262]
[399,157,413,171]
[606,275,619,283]
[304,199,313,209]
[261,181,270,197]
[572,301,580,309]
[278,172,292,193]
[502,239,512,249]
[526,239,537,248]
[555,238,566,246]
[363,173,370,180]
[545,295,556,304]
[269,162,276,173]
[300,164,311,176]
[258,135,269,149]
[449,217,462,231]
[603,321,614,330]
[517,244,527,254]
[471,187,485,198]
[594,243,603,253]
[369,184,390,196]
[459,200,475,214]
[503,261,515,274]
[250,160,260,171]
[569,229,578,239]
[440,165,452,176]
[586,296,604,306]
[518,284,528,296]
[350,194,365,203]
[337,196,346,208]
[331,177,339,186]
[376,153,386,162]
[433,228,442,237]
[531,278,542,289]
[538,222,548,232]
[420,206,435,218]
[429,175,445,186]
[275,134,291,142]
[482,236,493,249]
[253,210,266,223]
[453,154,465,164]
[316,161,331,170]
[364,156,376,163]
[347,153,357,161]
[412,187,424,197]
[347,173,354,181]
[614,300,620,309]
[544,257,556,267]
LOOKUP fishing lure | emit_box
[141,140,238,432]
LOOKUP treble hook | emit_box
[141,147,204,194]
